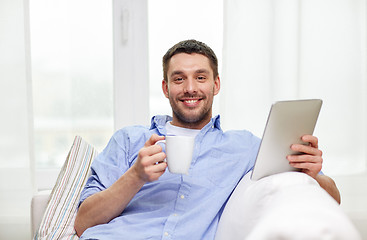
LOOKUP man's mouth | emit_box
[181,98,202,107]
[185,99,198,104]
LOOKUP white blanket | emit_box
[215,172,361,240]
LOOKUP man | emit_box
[74,39,340,239]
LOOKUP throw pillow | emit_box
[34,136,98,240]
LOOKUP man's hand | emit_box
[286,134,341,203]
[286,135,323,179]
[75,134,168,236]
[131,134,167,183]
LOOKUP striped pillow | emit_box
[34,136,98,240]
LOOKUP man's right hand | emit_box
[131,134,167,183]
[75,134,167,237]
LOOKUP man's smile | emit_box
[184,99,198,104]
[180,97,203,107]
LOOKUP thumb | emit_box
[144,134,165,147]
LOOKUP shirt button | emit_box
[164,232,169,236]
[173,213,178,216]
[180,195,185,199]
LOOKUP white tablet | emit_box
[251,99,323,181]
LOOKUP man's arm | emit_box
[74,134,167,237]
[286,135,341,204]
[315,174,341,204]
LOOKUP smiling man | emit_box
[162,51,220,129]
[74,39,340,240]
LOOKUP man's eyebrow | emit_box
[170,70,184,77]
[196,69,210,74]
[169,69,210,78]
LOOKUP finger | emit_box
[301,135,318,148]
[144,134,165,147]
[139,150,166,166]
[153,161,168,172]
[139,144,163,157]
[287,154,323,164]
[289,161,322,176]
[151,152,166,165]
[291,144,322,156]
[289,161,319,169]
[144,162,168,181]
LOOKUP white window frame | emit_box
[113,0,149,131]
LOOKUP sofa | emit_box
[31,136,361,240]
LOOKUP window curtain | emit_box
[221,0,366,174]
[0,0,35,239]
[221,0,366,235]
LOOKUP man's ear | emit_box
[162,79,169,98]
[214,76,221,96]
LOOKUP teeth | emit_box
[185,99,198,103]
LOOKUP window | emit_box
[30,0,223,188]
[30,0,114,169]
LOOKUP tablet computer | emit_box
[251,99,323,181]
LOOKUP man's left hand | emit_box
[286,135,323,179]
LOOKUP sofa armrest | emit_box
[31,190,51,237]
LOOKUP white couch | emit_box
[31,136,361,240]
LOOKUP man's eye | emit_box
[175,77,183,81]
[197,76,206,80]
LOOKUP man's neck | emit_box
[170,120,208,130]
[170,114,212,130]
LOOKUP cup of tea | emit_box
[156,135,195,174]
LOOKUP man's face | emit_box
[162,53,220,129]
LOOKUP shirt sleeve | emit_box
[78,131,130,206]
[245,133,261,174]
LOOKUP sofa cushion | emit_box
[31,190,52,236]
[33,136,98,240]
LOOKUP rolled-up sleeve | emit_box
[78,131,130,207]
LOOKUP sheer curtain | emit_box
[1,0,114,238]
[0,0,34,239]
[30,0,114,173]
[221,0,367,236]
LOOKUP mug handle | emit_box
[155,139,166,145]
[155,140,166,163]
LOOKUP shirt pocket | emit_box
[196,149,242,188]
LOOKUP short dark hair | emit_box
[162,39,218,81]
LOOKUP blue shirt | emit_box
[79,115,260,240]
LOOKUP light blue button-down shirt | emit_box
[79,115,260,240]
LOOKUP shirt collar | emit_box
[212,115,222,130]
[150,115,222,134]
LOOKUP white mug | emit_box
[156,135,195,174]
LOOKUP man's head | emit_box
[162,39,218,82]
[162,40,220,129]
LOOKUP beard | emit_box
[168,91,214,128]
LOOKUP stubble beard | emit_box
[168,91,214,129]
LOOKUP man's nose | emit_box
[184,78,198,93]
